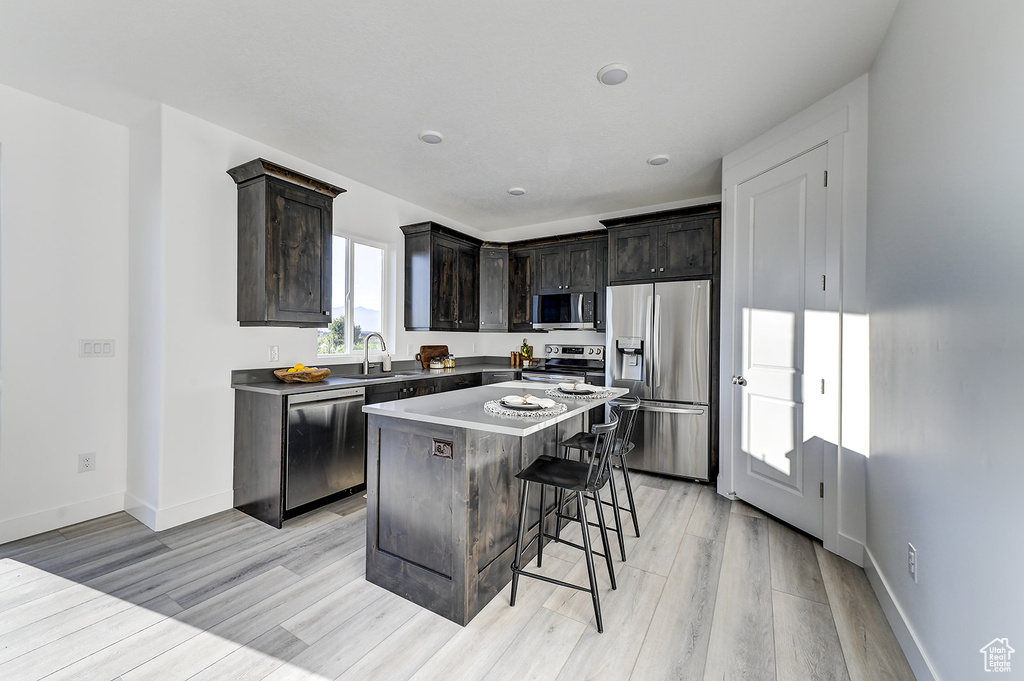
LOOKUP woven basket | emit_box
[273,368,331,383]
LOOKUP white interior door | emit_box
[731,144,830,538]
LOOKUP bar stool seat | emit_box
[556,396,641,561]
[510,417,619,633]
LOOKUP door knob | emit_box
[733,376,747,386]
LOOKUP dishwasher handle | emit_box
[288,387,365,407]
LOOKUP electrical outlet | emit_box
[78,453,96,473]
[269,345,279,362]
[908,542,918,583]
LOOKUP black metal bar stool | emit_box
[556,396,641,561]
[509,416,619,633]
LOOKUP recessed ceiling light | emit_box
[597,63,630,86]
[508,187,527,196]
[647,154,670,166]
[418,131,444,144]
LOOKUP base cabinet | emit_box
[365,410,584,625]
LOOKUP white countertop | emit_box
[362,380,629,437]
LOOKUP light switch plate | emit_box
[79,339,115,358]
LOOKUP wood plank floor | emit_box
[0,474,917,680]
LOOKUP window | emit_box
[317,234,386,356]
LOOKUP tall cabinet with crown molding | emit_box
[228,158,345,328]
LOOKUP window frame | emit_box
[317,232,389,359]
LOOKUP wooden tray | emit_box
[416,345,449,368]
[274,367,331,383]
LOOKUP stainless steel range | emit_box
[521,344,606,386]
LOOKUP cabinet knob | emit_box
[659,267,665,272]
[650,268,656,273]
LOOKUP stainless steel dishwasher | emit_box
[285,387,365,512]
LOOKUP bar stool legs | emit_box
[617,454,641,537]
[575,490,603,633]
[509,480,531,608]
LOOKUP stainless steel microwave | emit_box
[532,292,596,330]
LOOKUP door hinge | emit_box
[823,170,828,187]
[821,378,825,394]
[820,482,824,498]
[821,274,826,291]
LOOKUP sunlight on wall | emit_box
[842,311,870,458]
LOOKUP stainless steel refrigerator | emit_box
[606,280,710,480]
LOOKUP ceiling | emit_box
[0,1,897,232]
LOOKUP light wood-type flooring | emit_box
[0,473,916,680]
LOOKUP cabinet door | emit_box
[608,225,656,283]
[479,247,509,331]
[455,242,480,330]
[564,241,598,292]
[535,245,567,294]
[659,218,713,278]
[430,235,460,330]
[266,180,332,324]
[595,239,608,331]
[508,248,536,331]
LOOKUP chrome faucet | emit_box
[363,332,387,374]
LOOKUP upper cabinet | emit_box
[402,222,481,332]
[507,246,536,332]
[602,203,720,284]
[479,245,509,332]
[595,238,608,331]
[535,240,599,294]
[228,158,345,327]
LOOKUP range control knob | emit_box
[595,347,602,355]
[587,348,594,354]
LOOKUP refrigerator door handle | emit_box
[653,293,662,389]
[644,294,654,389]
[640,402,706,415]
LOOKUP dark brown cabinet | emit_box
[535,240,598,294]
[595,238,608,331]
[479,246,509,332]
[508,247,536,332]
[228,158,345,327]
[401,222,481,332]
[603,205,719,284]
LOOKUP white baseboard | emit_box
[835,531,865,567]
[125,490,233,532]
[0,492,126,545]
[863,547,940,681]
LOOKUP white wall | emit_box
[0,83,130,543]
[865,1,1024,679]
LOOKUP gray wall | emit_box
[867,1,1024,678]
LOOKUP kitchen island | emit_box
[363,380,628,625]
